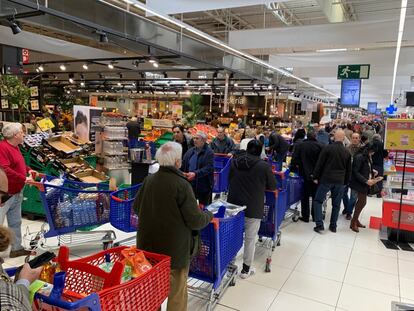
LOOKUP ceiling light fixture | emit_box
[234,83,238,87]
[8,18,21,35]
[316,48,348,53]
[82,64,89,70]
[68,73,74,84]
[118,0,336,97]
[59,64,66,71]
[80,82,85,87]
[37,65,44,72]
[152,62,159,68]
[108,62,114,69]
[390,0,408,102]
[117,82,122,86]
[185,81,189,87]
[96,30,108,43]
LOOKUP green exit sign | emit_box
[337,64,370,79]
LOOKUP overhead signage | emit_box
[376,108,382,115]
[385,119,414,150]
[337,64,370,80]
[367,102,377,114]
[340,79,361,107]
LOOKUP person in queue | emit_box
[172,125,193,159]
[342,132,363,220]
[290,129,324,222]
[371,134,388,197]
[182,131,214,206]
[267,130,289,170]
[133,142,213,311]
[0,123,38,258]
[227,140,276,279]
[349,143,381,232]
[316,123,330,145]
[312,129,352,233]
[0,167,42,311]
[210,127,235,155]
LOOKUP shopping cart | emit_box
[27,246,170,311]
[188,210,244,311]
[213,154,232,195]
[257,190,286,272]
[27,175,116,250]
[110,184,141,233]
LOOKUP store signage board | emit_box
[37,118,55,131]
[151,119,173,128]
[30,99,39,110]
[89,95,98,107]
[385,119,414,150]
[143,118,152,130]
[340,79,361,107]
[337,64,370,79]
[22,49,29,64]
[376,108,382,115]
[30,86,38,97]
[367,102,377,114]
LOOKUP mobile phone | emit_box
[15,251,56,273]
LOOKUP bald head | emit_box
[334,129,346,142]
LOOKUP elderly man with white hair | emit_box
[0,123,38,258]
[133,142,213,311]
[182,131,215,206]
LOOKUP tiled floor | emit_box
[3,196,414,310]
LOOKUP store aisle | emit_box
[4,196,414,311]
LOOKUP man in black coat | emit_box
[267,131,289,169]
[227,140,276,279]
[290,129,323,222]
[312,130,352,233]
[182,131,214,206]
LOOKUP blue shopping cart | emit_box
[188,210,244,311]
[213,154,232,194]
[110,184,141,233]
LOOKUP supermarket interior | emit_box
[1,0,414,311]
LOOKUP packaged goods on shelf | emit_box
[24,132,50,147]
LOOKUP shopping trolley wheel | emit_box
[258,236,263,243]
[229,277,236,287]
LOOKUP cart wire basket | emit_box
[27,175,116,249]
[32,246,171,311]
[213,154,232,194]
[110,184,141,233]
[188,210,244,311]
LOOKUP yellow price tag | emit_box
[37,118,55,131]
[143,118,152,130]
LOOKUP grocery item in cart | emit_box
[121,246,152,277]
[206,200,246,217]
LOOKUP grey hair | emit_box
[2,123,22,139]
[195,131,207,141]
[245,128,256,139]
[155,141,182,167]
[372,134,382,141]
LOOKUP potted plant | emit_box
[0,75,31,122]
[183,94,204,126]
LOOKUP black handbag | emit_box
[368,183,380,195]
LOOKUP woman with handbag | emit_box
[349,143,383,232]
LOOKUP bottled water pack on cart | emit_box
[206,200,246,218]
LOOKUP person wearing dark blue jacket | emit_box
[182,131,214,206]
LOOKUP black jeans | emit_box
[301,180,317,221]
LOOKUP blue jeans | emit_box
[342,186,349,211]
[313,183,344,228]
[0,191,24,251]
[343,189,358,216]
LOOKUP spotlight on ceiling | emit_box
[37,65,44,72]
[204,82,208,87]
[68,73,74,84]
[82,63,89,70]
[80,82,85,87]
[117,82,122,87]
[268,85,273,90]
[152,62,159,68]
[108,62,114,69]
[96,30,108,43]
[59,64,67,71]
[234,82,238,87]
[163,72,168,79]
[213,71,218,79]
[185,81,189,87]
[8,19,21,35]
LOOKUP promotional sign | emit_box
[30,86,39,97]
[1,99,8,109]
[143,118,152,130]
[30,99,39,110]
[159,101,166,112]
[340,79,361,107]
[337,64,370,79]
[385,119,414,150]
[89,95,98,107]
[73,105,102,142]
[22,49,30,64]
[171,102,183,118]
[137,100,148,117]
[37,118,55,131]
[367,102,377,114]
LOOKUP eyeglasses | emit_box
[173,131,181,134]
[0,190,11,205]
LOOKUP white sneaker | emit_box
[240,267,256,279]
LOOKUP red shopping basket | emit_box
[34,246,170,311]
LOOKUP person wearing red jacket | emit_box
[0,123,38,258]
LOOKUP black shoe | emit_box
[329,226,337,233]
[313,225,324,233]
[299,217,309,223]
[346,214,352,220]
[342,210,347,215]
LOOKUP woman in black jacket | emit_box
[349,143,381,232]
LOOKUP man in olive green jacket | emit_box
[134,142,213,311]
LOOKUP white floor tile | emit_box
[269,246,304,270]
[268,292,335,311]
[398,250,414,263]
[295,254,348,282]
[398,259,414,280]
[344,265,399,296]
[353,238,398,258]
[349,250,398,275]
[400,277,414,301]
[186,296,239,311]
[304,240,352,264]
[219,278,278,311]
[337,284,399,311]
[245,265,292,290]
[281,271,342,306]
